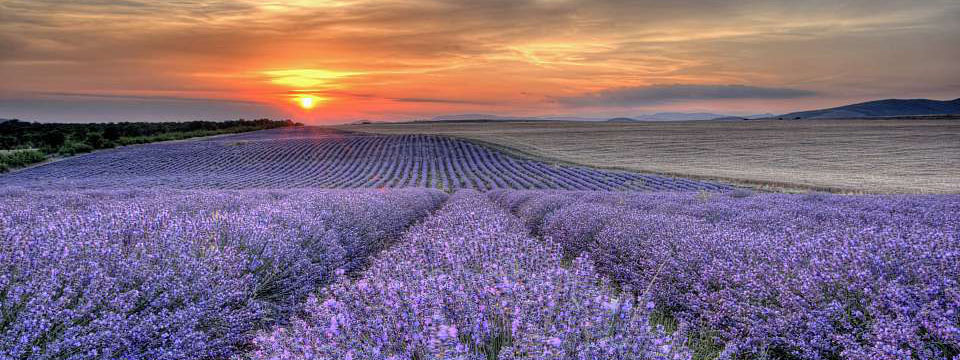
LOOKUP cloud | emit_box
[556,84,818,107]
[0,0,958,122]
[391,97,498,105]
[0,93,284,123]
[31,92,267,105]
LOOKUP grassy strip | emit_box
[0,149,46,172]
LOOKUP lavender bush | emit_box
[253,190,691,360]
[0,188,445,359]
[491,190,960,360]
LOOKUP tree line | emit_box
[0,119,300,171]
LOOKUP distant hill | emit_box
[430,114,602,121]
[430,114,521,121]
[606,113,774,122]
[633,112,728,121]
[778,98,960,119]
[710,113,776,121]
[710,116,751,121]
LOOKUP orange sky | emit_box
[1,0,958,123]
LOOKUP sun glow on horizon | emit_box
[296,95,323,109]
[263,68,362,111]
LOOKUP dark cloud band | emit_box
[556,84,818,107]
[392,97,498,105]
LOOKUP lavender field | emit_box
[489,190,960,359]
[0,188,446,359]
[1,128,957,360]
[0,127,728,192]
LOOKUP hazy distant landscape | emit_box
[424,97,960,122]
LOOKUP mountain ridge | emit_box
[777,98,960,119]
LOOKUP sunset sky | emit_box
[1,0,958,123]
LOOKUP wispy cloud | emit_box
[30,92,267,105]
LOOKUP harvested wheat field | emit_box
[345,118,960,193]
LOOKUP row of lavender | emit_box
[0,188,446,359]
[489,190,960,360]
[252,190,691,359]
[0,127,730,192]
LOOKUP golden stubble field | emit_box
[341,118,960,193]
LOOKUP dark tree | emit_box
[84,133,109,149]
[103,125,122,141]
[0,136,16,149]
[40,131,66,149]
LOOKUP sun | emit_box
[296,96,319,109]
[290,94,329,110]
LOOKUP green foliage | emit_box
[58,141,95,156]
[0,135,16,149]
[0,149,46,172]
[648,307,723,360]
[84,132,111,149]
[103,126,122,141]
[39,131,66,149]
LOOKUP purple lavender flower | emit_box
[252,190,691,360]
[0,188,446,359]
[493,190,960,359]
